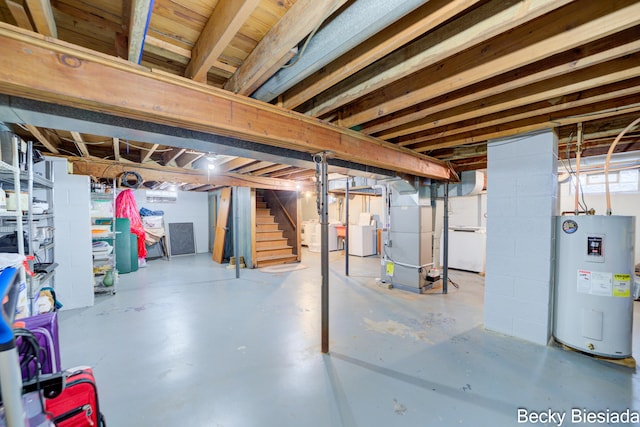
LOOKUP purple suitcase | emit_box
[16,312,62,380]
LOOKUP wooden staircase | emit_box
[255,195,297,267]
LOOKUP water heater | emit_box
[553,215,635,358]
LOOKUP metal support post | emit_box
[442,182,449,294]
[315,153,330,353]
[345,177,349,276]
[233,187,240,279]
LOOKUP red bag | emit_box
[115,189,147,258]
[45,366,105,426]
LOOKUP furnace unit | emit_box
[381,205,433,293]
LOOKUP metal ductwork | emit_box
[251,0,429,102]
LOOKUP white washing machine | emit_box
[349,213,377,256]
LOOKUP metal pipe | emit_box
[574,123,583,214]
[320,154,329,353]
[442,182,449,294]
[234,187,240,279]
[345,177,349,276]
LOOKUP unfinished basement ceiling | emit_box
[0,0,638,190]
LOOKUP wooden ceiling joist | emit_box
[371,37,640,139]
[175,151,204,168]
[302,0,572,119]
[417,102,640,153]
[184,0,261,82]
[70,131,90,157]
[24,0,56,37]
[338,1,640,128]
[128,0,153,63]
[216,157,256,173]
[223,0,349,96]
[24,124,59,153]
[144,35,238,74]
[162,147,186,165]
[0,23,449,180]
[234,161,274,174]
[67,157,309,191]
[112,137,120,161]
[402,69,640,149]
[281,0,481,110]
[5,0,34,31]
[141,143,159,163]
[251,163,291,176]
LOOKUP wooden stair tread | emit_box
[256,237,288,242]
[256,245,292,252]
[256,253,298,262]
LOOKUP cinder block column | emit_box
[484,130,558,345]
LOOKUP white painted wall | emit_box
[484,130,558,345]
[558,180,640,264]
[48,158,94,310]
[129,188,210,254]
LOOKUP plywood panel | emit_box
[212,187,231,263]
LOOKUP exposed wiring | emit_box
[120,171,143,188]
[560,131,588,213]
[383,245,433,270]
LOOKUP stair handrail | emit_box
[266,190,296,230]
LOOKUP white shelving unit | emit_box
[91,179,117,295]
[0,136,55,317]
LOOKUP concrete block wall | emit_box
[484,130,558,345]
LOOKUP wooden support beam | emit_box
[24,0,56,37]
[281,0,480,109]
[6,0,34,31]
[339,1,640,128]
[24,124,59,153]
[128,0,153,63]
[162,147,186,165]
[141,143,159,163]
[224,0,349,95]
[0,24,449,179]
[70,131,90,157]
[67,157,312,191]
[185,0,260,82]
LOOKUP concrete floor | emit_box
[58,249,640,427]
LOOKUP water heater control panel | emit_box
[586,234,605,262]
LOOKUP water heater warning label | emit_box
[577,270,591,293]
[613,274,631,297]
[576,270,613,296]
